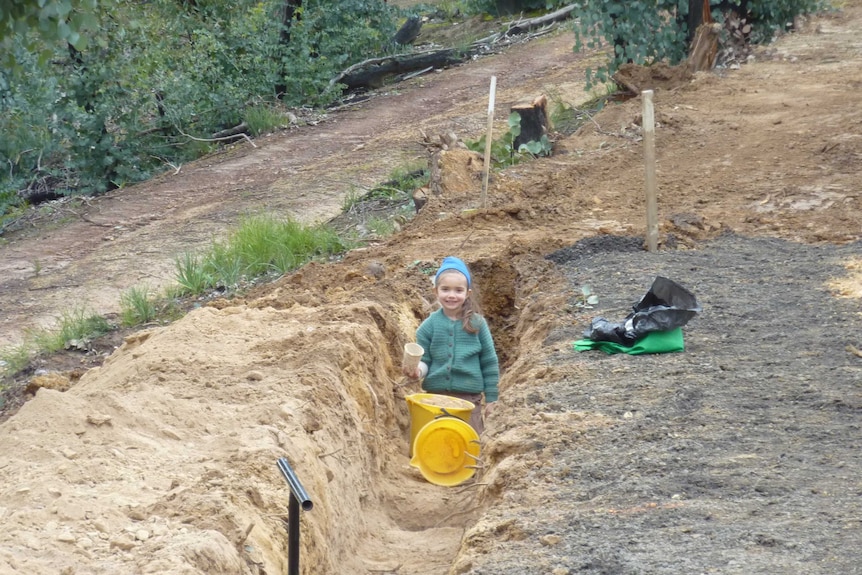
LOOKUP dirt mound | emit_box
[1,3,862,575]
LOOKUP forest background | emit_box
[1,0,822,227]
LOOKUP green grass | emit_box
[1,196,373,384]
[366,216,398,237]
[356,161,429,204]
[175,252,214,295]
[548,84,625,136]
[341,188,363,212]
[120,285,158,327]
[0,344,32,378]
[0,308,112,378]
[173,214,350,296]
[44,308,111,351]
[243,103,291,136]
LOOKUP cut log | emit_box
[330,49,464,91]
[504,4,577,36]
[511,95,551,150]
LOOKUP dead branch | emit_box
[503,3,577,36]
[330,6,577,92]
[177,128,257,148]
[212,122,250,139]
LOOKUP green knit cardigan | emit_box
[415,309,500,402]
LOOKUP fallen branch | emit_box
[504,3,577,36]
[330,6,577,92]
[177,128,257,148]
[397,65,434,82]
[211,122,250,139]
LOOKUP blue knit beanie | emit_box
[435,256,471,287]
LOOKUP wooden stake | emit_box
[481,76,496,209]
[642,89,658,252]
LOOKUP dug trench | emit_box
[0,250,535,574]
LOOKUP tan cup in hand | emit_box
[402,343,424,373]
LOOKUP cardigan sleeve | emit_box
[415,314,434,367]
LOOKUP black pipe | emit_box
[277,457,314,575]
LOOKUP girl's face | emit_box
[434,270,471,318]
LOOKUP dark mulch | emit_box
[470,232,862,575]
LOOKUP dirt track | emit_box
[0,26,584,349]
[0,3,861,575]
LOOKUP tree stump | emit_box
[393,15,422,46]
[511,95,551,150]
[688,22,721,72]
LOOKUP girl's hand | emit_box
[403,363,424,379]
[484,401,497,417]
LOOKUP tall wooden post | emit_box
[642,90,658,252]
[481,76,496,209]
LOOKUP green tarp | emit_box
[573,328,685,355]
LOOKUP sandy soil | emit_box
[0,3,860,575]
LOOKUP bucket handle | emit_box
[435,408,459,420]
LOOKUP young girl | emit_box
[404,256,500,434]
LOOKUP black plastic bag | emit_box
[585,276,701,346]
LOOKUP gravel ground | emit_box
[467,233,862,575]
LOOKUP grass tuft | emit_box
[120,285,158,327]
[244,103,290,136]
[172,215,349,297]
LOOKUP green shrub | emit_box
[0,0,399,217]
[466,112,552,168]
[574,0,826,89]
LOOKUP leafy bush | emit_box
[0,0,398,223]
[279,0,397,104]
[466,112,552,168]
[574,0,826,88]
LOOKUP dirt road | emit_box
[0,26,583,348]
[0,4,860,575]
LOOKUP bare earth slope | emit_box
[0,4,861,575]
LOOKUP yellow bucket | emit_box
[410,416,481,486]
[406,393,475,456]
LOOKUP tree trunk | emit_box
[275,0,302,99]
[511,96,551,150]
[683,0,705,44]
[330,6,576,93]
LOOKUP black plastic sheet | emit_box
[585,276,701,346]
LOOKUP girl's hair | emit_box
[435,269,483,334]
